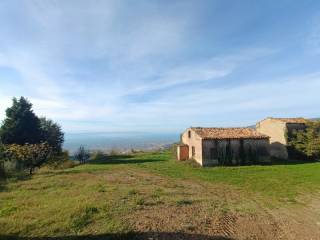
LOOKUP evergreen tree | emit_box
[0,97,41,144]
[40,117,64,155]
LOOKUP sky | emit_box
[0,0,320,133]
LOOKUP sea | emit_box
[63,132,179,154]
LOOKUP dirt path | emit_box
[121,170,320,240]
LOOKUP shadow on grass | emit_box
[258,159,320,166]
[0,232,234,240]
[0,171,32,187]
[89,155,164,165]
[0,181,7,192]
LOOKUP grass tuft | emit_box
[176,199,193,206]
[128,189,138,196]
[70,206,99,233]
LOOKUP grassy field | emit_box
[1,151,320,240]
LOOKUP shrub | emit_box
[110,148,121,155]
[135,197,145,206]
[90,150,106,161]
[74,146,90,164]
[49,158,77,170]
[288,120,320,160]
[4,142,52,174]
[0,143,6,178]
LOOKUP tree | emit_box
[0,97,42,144]
[5,142,52,174]
[0,143,6,178]
[288,120,320,160]
[40,117,64,155]
[74,145,90,164]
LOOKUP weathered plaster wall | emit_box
[181,128,203,165]
[256,118,287,144]
[256,118,288,159]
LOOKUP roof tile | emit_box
[270,117,307,124]
[191,127,269,139]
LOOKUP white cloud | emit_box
[127,48,276,94]
[105,72,320,131]
[0,1,319,132]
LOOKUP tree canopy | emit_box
[0,97,42,144]
[0,97,66,175]
[0,97,64,154]
[40,117,64,155]
[288,120,320,160]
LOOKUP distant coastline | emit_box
[63,132,179,153]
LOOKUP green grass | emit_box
[142,152,320,199]
[75,150,320,200]
[1,150,320,238]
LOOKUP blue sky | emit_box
[0,0,320,133]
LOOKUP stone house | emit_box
[177,127,270,166]
[256,117,307,159]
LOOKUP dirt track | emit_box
[123,171,320,240]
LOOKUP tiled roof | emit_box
[270,117,307,124]
[191,127,269,140]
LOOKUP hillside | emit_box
[1,151,320,239]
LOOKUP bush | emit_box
[109,148,121,155]
[90,150,106,161]
[4,142,52,174]
[74,146,90,164]
[288,120,320,160]
[0,144,6,178]
[48,151,77,170]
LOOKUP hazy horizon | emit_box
[64,131,179,153]
[1,1,320,133]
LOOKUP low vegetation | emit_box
[288,120,320,159]
[1,150,320,239]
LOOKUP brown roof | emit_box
[191,127,269,140]
[270,117,307,124]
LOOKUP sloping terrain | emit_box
[1,151,320,239]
